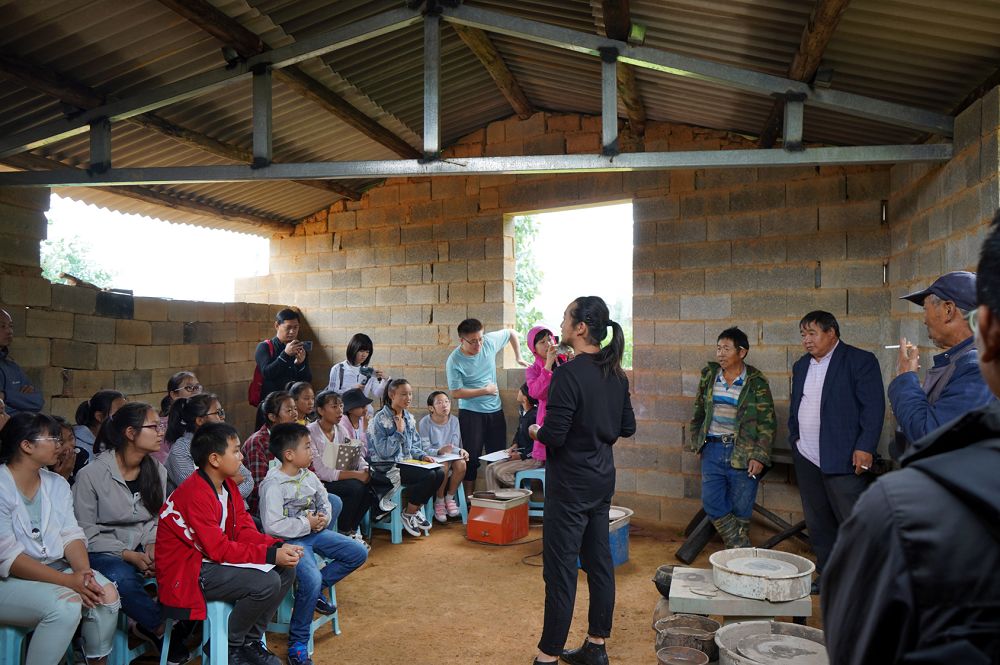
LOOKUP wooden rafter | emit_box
[600,0,646,136]
[451,23,534,120]
[758,0,851,148]
[2,152,292,232]
[0,54,363,201]
[156,0,421,159]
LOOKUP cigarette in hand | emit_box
[748,473,757,480]
[861,465,870,470]
[884,345,901,349]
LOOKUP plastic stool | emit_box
[1,624,76,665]
[160,600,233,665]
[514,468,546,517]
[424,483,469,525]
[265,554,339,656]
[364,487,430,544]
[110,612,153,665]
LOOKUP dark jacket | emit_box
[887,336,995,454]
[822,401,1000,664]
[513,406,538,459]
[0,347,44,414]
[689,362,776,468]
[788,341,885,475]
[536,354,636,500]
[255,336,311,400]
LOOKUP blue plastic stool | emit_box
[513,468,546,517]
[265,554,340,656]
[364,487,431,544]
[110,612,153,665]
[0,624,77,665]
[160,600,233,665]
[424,483,469,525]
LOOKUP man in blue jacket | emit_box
[0,307,44,416]
[888,271,994,459]
[788,310,884,591]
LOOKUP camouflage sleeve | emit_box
[750,377,776,466]
[688,366,712,453]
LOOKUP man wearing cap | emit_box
[0,307,44,416]
[888,271,994,458]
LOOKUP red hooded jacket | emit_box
[155,469,281,620]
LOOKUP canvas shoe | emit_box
[445,496,460,517]
[413,509,432,533]
[349,528,370,552]
[379,494,397,513]
[402,511,423,537]
[433,500,447,523]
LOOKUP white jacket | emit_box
[0,465,86,577]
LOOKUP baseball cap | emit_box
[900,271,977,310]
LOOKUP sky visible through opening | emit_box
[517,202,633,363]
[45,194,269,302]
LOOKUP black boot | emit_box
[560,639,609,665]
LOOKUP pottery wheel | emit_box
[736,634,828,665]
[725,556,800,576]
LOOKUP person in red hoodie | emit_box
[156,422,301,665]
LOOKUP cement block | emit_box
[446,282,485,304]
[116,320,152,346]
[786,176,845,207]
[52,339,97,370]
[375,286,407,306]
[732,238,786,265]
[1,275,51,307]
[678,242,731,269]
[361,267,391,288]
[169,345,199,368]
[115,369,151,396]
[26,309,73,339]
[760,208,818,236]
[846,170,890,201]
[432,261,468,283]
[406,243,440,264]
[680,190,728,217]
[151,321,185,345]
[74,315,117,344]
[50,284,97,315]
[655,322,705,345]
[680,294,731,320]
[819,200,884,232]
[730,183,785,212]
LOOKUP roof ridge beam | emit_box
[441,3,952,137]
[759,0,852,148]
[157,0,421,158]
[451,24,534,120]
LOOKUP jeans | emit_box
[90,550,162,632]
[700,440,759,520]
[326,492,343,527]
[285,529,368,645]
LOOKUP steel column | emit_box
[252,66,272,168]
[88,118,112,174]
[424,13,441,157]
[783,98,804,151]
[600,48,619,155]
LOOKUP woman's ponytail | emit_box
[570,296,625,379]
[598,319,626,379]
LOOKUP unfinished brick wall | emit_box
[0,187,283,438]
[889,88,1000,343]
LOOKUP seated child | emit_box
[156,422,301,665]
[0,412,120,665]
[259,423,368,665]
[417,391,468,522]
[368,379,444,537]
[485,383,543,491]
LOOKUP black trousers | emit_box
[399,464,445,507]
[323,477,369,533]
[458,409,507,482]
[538,491,615,656]
[792,450,872,574]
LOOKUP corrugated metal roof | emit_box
[0,0,995,232]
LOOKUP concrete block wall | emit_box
[888,88,1000,344]
[0,187,285,439]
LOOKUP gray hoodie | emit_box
[258,465,331,540]
[72,450,167,556]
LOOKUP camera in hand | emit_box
[302,340,313,352]
[359,366,374,379]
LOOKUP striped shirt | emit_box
[707,367,746,436]
[796,341,839,467]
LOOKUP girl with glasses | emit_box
[73,390,126,471]
[0,412,120,665]
[153,371,202,464]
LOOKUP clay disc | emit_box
[676,571,708,583]
[689,584,718,597]
[736,634,828,665]
[725,556,800,576]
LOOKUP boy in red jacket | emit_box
[156,422,302,665]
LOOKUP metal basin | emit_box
[709,548,814,602]
[655,614,719,661]
[657,646,709,665]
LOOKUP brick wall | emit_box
[0,187,284,438]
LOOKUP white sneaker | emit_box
[379,495,397,513]
[401,512,423,537]
[413,510,432,533]
[350,529,370,552]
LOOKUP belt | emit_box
[705,434,735,443]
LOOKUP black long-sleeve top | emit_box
[255,336,312,399]
[536,353,636,500]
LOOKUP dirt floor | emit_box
[137,516,821,664]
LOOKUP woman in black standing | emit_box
[531,296,636,665]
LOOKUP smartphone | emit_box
[302,340,313,352]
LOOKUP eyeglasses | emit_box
[32,437,62,445]
[461,337,483,347]
[173,384,203,394]
[206,408,226,420]
[967,308,979,337]
[141,422,168,434]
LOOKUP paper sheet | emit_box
[479,450,511,463]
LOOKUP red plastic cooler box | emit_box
[466,488,531,545]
